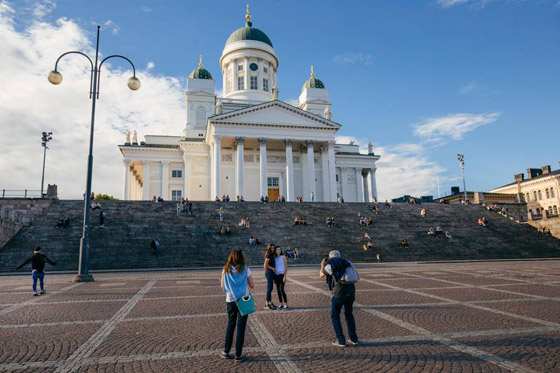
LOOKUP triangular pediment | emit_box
[209,100,340,129]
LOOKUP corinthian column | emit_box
[259,138,267,198]
[212,135,221,198]
[235,137,245,198]
[285,139,294,201]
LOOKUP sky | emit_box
[0,0,559,201]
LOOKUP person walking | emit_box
[263,244,277,310]
[273,246,290,310]
[220,249,254,362]
[99,210,106,227]
[320,250,358,347]
[150,239,160,256]
[15,246,57,296]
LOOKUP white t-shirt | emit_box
[223,267,252,303]
[275,257,286,275]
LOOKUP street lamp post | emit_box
[41,131,53,197]
[48,25,141,283]
[457,153,467,202]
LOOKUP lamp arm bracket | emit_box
[53,51,94,72]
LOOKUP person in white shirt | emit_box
[273,246,290,310]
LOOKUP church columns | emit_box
[340,167,348,201]
[367,167,378,202]
[328,141,337,202]
[235,137,245,198]
[285,139,295,202]
[321,146,330,202]
[259,138,267,198]
[356,167,364,202]
[161,161,169,200]
[212,135,221,198]
[141,161,151,200]
[183,155,192,199]
[122,160,130,200]
[306,140,316,201]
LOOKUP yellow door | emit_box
[268,188,279,201]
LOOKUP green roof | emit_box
[225,22,273,48]
[303,77,325,89]
[189,68,212,80]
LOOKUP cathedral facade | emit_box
[119,8,380,202]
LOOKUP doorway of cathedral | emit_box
[267,177,279,201]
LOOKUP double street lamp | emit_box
[457,153,467,202]
[41,131,53,197]
[48,26,141,283]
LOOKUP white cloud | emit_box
[414,112,500,141]
[103,20,119,35]
[146,61,155,70]
[333,53,373,66]
[32,0,56,18]
[142,6,152,12]
[437,0,469,7]
[0,4,185,199]
[458,81,476,94]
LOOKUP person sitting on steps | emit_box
[400,239,409,248]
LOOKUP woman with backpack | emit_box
[221,249,254,362]
[273,246,290,310]
[263,243,277,310]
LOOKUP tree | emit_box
[94,194,119,201]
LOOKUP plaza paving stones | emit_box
[1,260,560,372]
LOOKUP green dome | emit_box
[189,67,212,79]
[225,21,273,48]
[303,77,325,89]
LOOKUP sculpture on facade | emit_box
[215,100,223,115]
[368,141,374,154]
[125,129,130,144]
[271,84,279,101]
[132,130,138,144]
[324,105,332,120]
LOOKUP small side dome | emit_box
[303,65,325,89]
[189,55,213,80]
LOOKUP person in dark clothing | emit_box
[16,247,57,296]
[320,250,358,347]
[150,239,160,256]
[99,211,106,227]
[322,255,333,291]
[263,244,277,310]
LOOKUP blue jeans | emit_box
[331,295,358,344]
[32,270,44,293]
[224,301,248,357]
[265,270,275,303]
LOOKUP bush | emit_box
[94,194,119,201]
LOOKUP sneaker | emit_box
[332,341,346,348]
[269,303,278,310]
[235,355,248,362]
[39,290,45,295]
[346,339,359,346]
[33,292,38,296]
[282,306,291,310]
[264,304,277,310]
[220,352,232,359]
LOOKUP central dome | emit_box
[225,21,273,48]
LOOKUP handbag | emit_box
[236,294,255,316]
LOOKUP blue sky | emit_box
[1,0,559,199]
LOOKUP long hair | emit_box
[275,246,283,257]
[264,243,275,258]
[224,249,245,274]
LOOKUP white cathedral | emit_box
[120,7,380,202]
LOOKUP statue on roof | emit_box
[125,129,130,144]
[324,105,332,120]
[132,130,138,144]
[271,83,279,101]
[215,100,223,115]
[368,141,374,154]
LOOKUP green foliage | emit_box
[94,194,119,201]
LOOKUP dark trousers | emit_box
[32,270,44,293]
[331,295,358,344]
[224,301,248,357]
[265,269,275,303]
[273,274,287,303]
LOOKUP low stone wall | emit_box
[527,218,560,239]
[0,199,52,248]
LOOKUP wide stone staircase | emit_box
[1,200,559,272]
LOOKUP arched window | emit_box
[195,107,206,126]
[537,190,542,200]
[526,193,530,202]
[546,188,550,199]
[551,188,556,198]
[549,206,553,215]
[534,191,538,201]
[554,205,558,215]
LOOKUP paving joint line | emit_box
[287,277,535,373]
[0,283,83,316]
[54,280,156,373]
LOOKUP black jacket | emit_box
[17,253,57,273]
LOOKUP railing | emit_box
[1,189,43,198]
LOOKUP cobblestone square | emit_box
[1,260,560,372]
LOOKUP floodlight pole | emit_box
[457,153,467,202]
